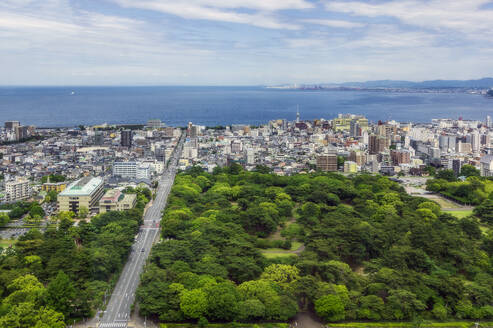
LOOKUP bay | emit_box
[0,86,492,127]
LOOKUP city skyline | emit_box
[1,0,493,85]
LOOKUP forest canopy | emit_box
[136,166,493,323]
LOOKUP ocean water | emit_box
[0,86,492,127]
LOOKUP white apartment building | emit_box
[113,161,151,180]
[5,178,31,202]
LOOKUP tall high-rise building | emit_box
[121,130,133,147]
[486,115,491,128]
[390,150,411,165]
[4,121,20,131]
[471,131,480,153]
[452,159,462,176]
[94,131,104,145]
[369,135,388,154]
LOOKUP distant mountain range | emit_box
[338,77,493,89]
[271,78,493,89]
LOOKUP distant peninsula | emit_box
[268,77,493,95]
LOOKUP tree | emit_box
[78,206,89,219]
[260,264,300,285]
[29,205,45,219]
[0,214,10,227]
[432,303,448,321]
[436,169,456,182]
[46,271,76,318]
[460,165,480,178]
[474,199,493,224]
[315,294,345,322]
[180,289,208,319]
[204,282,239,321]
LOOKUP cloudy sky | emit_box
[1,0,493,85]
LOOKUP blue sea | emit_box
[0,86,492,127]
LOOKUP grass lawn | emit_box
[261,252,298,259]
[443,209,474,218]
[0,239,16,248]
[432,197,462,209]
[261,241,303,253]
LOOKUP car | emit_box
[141,248,145,252]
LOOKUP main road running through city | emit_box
[98,136,184,328]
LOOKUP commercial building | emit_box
[5,178,31,202]
[58,176,104,213]
[99,189,137,213]
[480,155,493,177]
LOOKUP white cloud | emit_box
[111,0,306,29]
[301,18,365,28]
[325,0,493,34]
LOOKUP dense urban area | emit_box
[1,114,493,328]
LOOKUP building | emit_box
[5,178,31,202]
[452,159,463,176]
[121,130,133,147]
[349,150,365,166]
[439,135,456,153]
[94,131,104,145]
[316,154,337,172]
[41,182,67,192]
[136,163,151,180]
[113,161,137,178]
[480,155,493,177]
[470,131,480,153]
[332,114,368,132]
[99,189,137,213]
[343,161,358,173]
[58,176,104,213]
[390,150,411,165]
[369,135,388,154]
[113,162,151,180]
[4,121,20,131]
[147,119,164,129]
[231,140,243,153]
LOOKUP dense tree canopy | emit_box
[137,166,493,324]
[0,189,150,325]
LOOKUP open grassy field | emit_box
[0,239,15,248]
[261,252,298,259]
[443,209,474,218]
[432,197,462,209]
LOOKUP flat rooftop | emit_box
[60,176,103,196]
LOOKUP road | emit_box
[98,137,183,328]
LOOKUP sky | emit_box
[1,0,493,86]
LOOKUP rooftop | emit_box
[59,176,103,196]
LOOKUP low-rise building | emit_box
[41,182,67,192]
[58,176,104,213]
[99,189,137,213]
[344,161,358,173]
